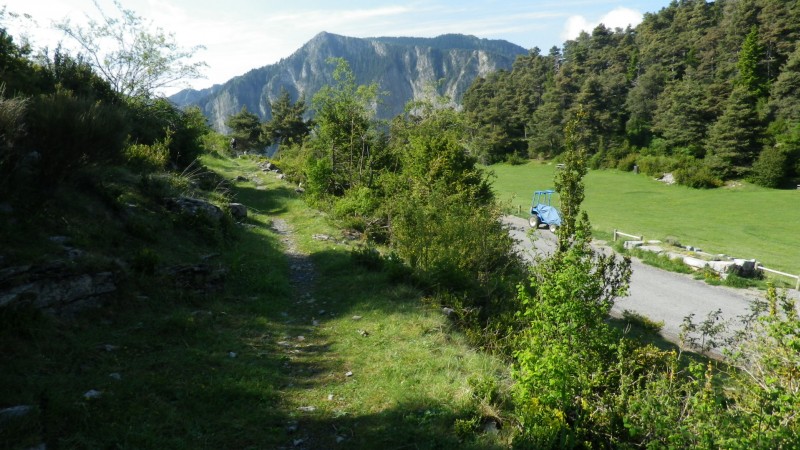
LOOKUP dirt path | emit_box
[272,218,316,295]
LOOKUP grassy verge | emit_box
[489,161,800,279]
[1,154,511,449]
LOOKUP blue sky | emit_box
[2,0,671,94]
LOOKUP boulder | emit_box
[683,256,708,270]
[165,197,224,222]
[228,203,247,221]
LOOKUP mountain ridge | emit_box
[170,31,528,132]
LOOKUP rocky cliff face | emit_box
[170,32,527,132]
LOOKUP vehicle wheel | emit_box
[549,224,558,233]
[529,215,540,228]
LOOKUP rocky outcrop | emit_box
[165,196,224,222]
[170,32,527,132]
[0,262,116,313]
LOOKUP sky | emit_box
[1,0,672,95]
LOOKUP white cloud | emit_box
[561,7,643,41]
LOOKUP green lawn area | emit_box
[489,161,800,276]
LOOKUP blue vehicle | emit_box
[529,189,562,232]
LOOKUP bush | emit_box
[0,87,28,193]
[23,90,129,185]
[749,146,788,188]
[124,132,171,172]
[616,153,638,172]
[674,164,723,188]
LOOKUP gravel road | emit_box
[503,215,798,350]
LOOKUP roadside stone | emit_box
[624,240,644,249]
[683,256,707,270]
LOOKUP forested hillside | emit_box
[464,0,800,188]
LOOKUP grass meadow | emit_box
[489,161,800,277]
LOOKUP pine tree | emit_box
[705,85,762,178]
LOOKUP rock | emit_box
[298,406,316,412]
[683,256,708,270]
[164,197,224,222]
[357,329,369,337]
[706,260,736,273]
[639,245,665,254]
[98,344,119,352]
[442,307,455,316]
[109,373,122,380]
[658,173,676,184]
[327,394,334,401]
[732,259,758,277]
[0,405,32,420]
[0,264,116,312]
[336,436,346,443]
[345,371,353,377]
[234,175,248,182]
[624,240,644,249]
[228,203,247,221]
[352,315,362,320]
[228,352,237,358]
[83,389,102,399]
[286,421,298,433]
[277,173,286,180]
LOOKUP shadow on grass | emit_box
[232,184,299,217]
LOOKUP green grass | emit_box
[489,161,800,278]
[1,154,511,449]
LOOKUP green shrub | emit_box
[674,164,723,188]
[616,153,638,172]
[124,133,171,172]
[132,247,160,275]
[505,151,527,165]
[0,87,28,193]
[749,146,788,188]
[23,90,129,184]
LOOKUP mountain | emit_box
[169,32,528,132]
